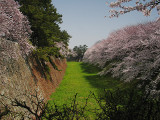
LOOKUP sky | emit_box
[52,0,159,49]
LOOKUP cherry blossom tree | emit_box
[106,0,160,18]
[55,42,69,57]
[83,19,160,96]
[0,0,33,57]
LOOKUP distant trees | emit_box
[83,19,160,96]
[73,45,88,61]
[67,45,88,62]
[107,0,160,18]
[0,0,33,57]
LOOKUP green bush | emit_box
[2,88,160,120]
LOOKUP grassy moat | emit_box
[49,62,128,119]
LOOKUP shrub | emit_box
[94,89,160,120]
[1,89,160,120]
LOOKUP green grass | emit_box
[49,62,128,118]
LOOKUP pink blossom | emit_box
[0,0,33,58]
[107,0,160,18]
[55,42,69,57]
[83,20,160,95]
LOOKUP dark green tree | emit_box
[15,0,70,79]
[16,0,71,58]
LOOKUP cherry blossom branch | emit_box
[107,0,160,17]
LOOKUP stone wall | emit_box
[0,38,67,119]
[28,56,67,99]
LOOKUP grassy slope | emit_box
[49,62,127,118]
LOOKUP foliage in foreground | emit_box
[1,88,160,120]
[83,19,160,96]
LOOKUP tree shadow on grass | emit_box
[80,62,102,74]
[80,62,126,96]
[85,75,124,96]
